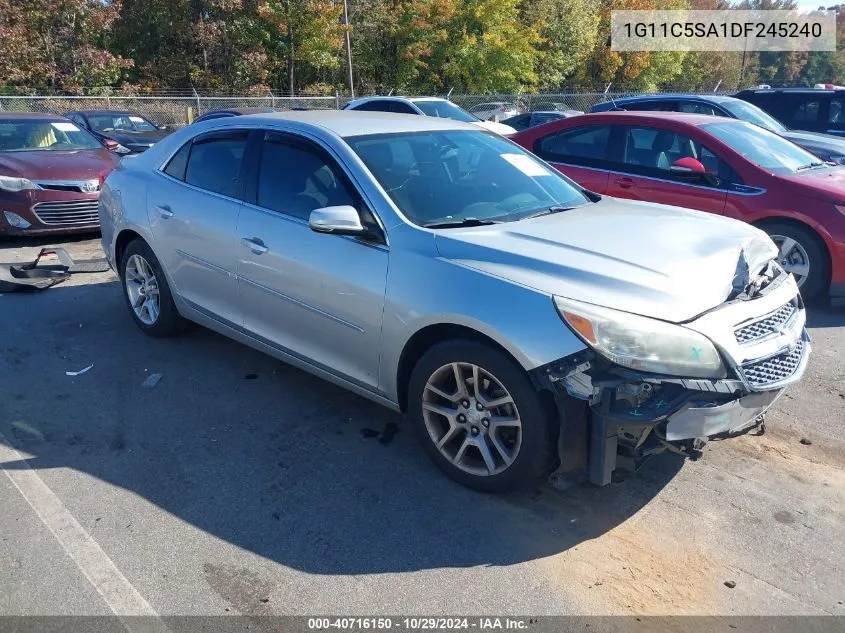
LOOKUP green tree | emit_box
[521,0,600,90]
[443,0,539,92]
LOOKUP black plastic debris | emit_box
[0,247,109,293]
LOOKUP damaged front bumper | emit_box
[534,272,811,486]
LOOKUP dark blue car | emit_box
[591,94,845,164]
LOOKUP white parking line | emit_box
[0,431,169,632]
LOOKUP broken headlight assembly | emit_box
[554,296,727,379]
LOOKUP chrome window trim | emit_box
[547,160,767,196]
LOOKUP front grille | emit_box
[32,199,99,227]
[35,180,99,193]
[741,340,805,388]
[734,301,797,344]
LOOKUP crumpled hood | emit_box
[0,149,119,180]
[434,197,777,323]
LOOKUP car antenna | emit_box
[387,88,394,96]
[604,82,619,111]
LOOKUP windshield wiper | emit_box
[796,162,826,171]
[521,205,577,220]
[423,218,500,229]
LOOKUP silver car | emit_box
[99,111,810,492]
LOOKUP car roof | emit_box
[218,109,480,137]
[347,96,448,104]
[608,93,738,105]
[575,111,732,126]
[736,87,845,94]
[0,112,68,121]
[70,110,143,116]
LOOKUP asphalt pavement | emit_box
[1,236,843,619]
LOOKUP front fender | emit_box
[379,239,588,403]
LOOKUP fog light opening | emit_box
[3,211,31,229]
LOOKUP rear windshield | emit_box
[348,129,589,226]
[87,114,158,133]
[413,100,478,123]
[719,100,787,134]
[0,120,103,152]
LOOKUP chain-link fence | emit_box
[0,89,733,125]
[0,95,340,127]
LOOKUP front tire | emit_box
[120,239,186,337]
[407,340,556,492]
[762,222,829,300]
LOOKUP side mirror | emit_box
[308,205,365,236]
[669,157,706,174]
[670,157,719,186]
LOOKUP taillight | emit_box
[99,170,110,189]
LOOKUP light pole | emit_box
[342,0,354,97]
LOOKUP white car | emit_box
[468,102,520,122]
[343,96,517,136]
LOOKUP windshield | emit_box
[413,100,479,123]
[87,114,158,133]
[0,120,103,152]
[720,100,787,133]
[348,129,590,226]
[702,121,824,174]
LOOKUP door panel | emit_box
[148,131,248,324]
[236,132,388,391]
[548,163,610,194]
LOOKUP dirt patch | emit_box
[542,517,722,615]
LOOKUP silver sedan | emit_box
[99,111,809,492]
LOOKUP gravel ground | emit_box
[1,236,843,620]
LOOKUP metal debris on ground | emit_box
[800,437,813,445]
[724,580,737,588]
[142,373,163,388]
[65,364,94,376]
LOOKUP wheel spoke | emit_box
[453,437,472,465]
[482,394,514,409]
[437,424,460,449]
[422,401,457,420]
[426,383,460,402]
[451,363,469,398]
[472,365,482,400]
[489,414,520,429]
[777,237,797,260]
[784,262,809,277]
[126,268,143,283]
[477,437,497,473]
[132,294,145,309]
[146,299,159,322]
[489,434,514,466]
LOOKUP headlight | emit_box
[554,296,726,379]
[0,175,41,192]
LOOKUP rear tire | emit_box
[119,239,186,337]
[407,340,556,492]
[761,222,829,300]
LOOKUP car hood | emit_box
[101,129,170,147]
[783,130,845,158]
[473,120,517,136]
[434,197,777,323]
[779,164,845,200]
[0,149,119,180]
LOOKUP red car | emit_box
[0,113,120,236]
[512,111,845,300]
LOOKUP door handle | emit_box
[156,205,174,219]
[242,237,268,255]
[615,177,635,189]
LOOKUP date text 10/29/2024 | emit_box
[308,618,537,631]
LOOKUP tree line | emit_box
[1,0,843,96]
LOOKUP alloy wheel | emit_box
[771,234,810,288]
[422,362,522,476]
[124,254,161,325]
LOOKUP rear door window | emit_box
[184,131,249,198]
[535,125,611,167]
[791,98,821,125]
